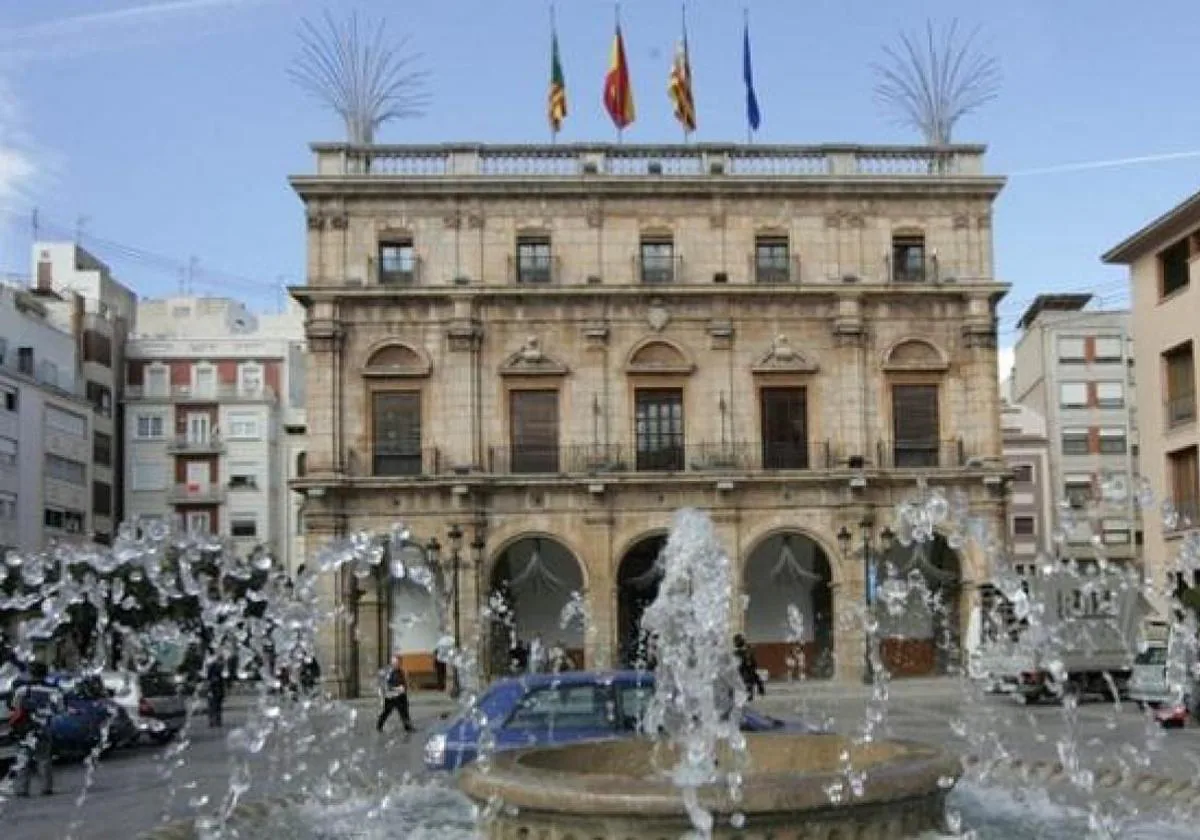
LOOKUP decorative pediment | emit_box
[500,336,568,377]
[625,338,694,375]
[752,335,818,374]
[362,342,431,378]
[882,338,950,372]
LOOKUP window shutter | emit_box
[761,388,808,468]
[372,392,422,475]
[892,385,939,466]
[510,391,559,472]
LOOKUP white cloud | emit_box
[0,78,44,212]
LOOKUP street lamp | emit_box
[446,523,464,698]
[838,519,895,682]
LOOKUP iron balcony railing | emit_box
[369,254,423,287]
[165,434,225,453]
[169,484,227,504]
[751,253,802,284]
[876,439,966,469]
[507,254,561,285]
[886,254,943,284]
[125,384,277,403]
[1166,393,1197,428]
[634,253,683,285]
[484,441,835,476]
[371,445,443,478]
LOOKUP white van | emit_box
[1127,643,1170,707]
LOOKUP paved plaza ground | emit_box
[2,680,1198,840]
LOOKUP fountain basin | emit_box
[459,732,961,839]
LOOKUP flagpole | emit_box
[615,2,621,145]
[744,7,753,146]
[682,2,689,145]
[550,3,557,145]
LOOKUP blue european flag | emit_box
[743,22,761,132]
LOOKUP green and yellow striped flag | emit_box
[549,26,567,133]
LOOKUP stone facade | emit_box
[289,143,1010,697]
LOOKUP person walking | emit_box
[376,654,415,734]
[8,661,64,797]
[734,634,766,698]
[206,656,226,728]
[299,654,321,695]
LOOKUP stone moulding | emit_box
[458,733,961,840]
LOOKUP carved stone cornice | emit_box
[447,319,483,352]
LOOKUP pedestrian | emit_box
[550,640,568,673]
[376,653,415,734]
[206,656,226,728]
[299,654,321,695]
[529,633,548,674]
[8,661,64,797]
[734,634,766,698]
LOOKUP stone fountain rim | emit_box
[458,732,961,818]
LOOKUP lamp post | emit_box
[446,523,464,697]
[838,519,895,683]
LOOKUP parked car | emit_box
[423,670,822,772]
[1127,643,1170,708]
[101,670,188,744]
[3,672,138,760]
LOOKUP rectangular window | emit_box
[1159,236,1191,299]
[0,436,16,466]
[145,366,168,396]
[635,389,684,471]
[0,492,16,522]
[131,460,167,491]
[1,386,15,412]
[44,507,85,534]
[515,236,553,285]
[1011,464,1034,483]
[17,347,33,375]
[1013,516,1036,536]
[760,387,808,468]
[92,481,112,516]
[1164,341,1196,426]
[226,411,260,439]
[92,432,112,467]
[891,234,926,283]
[228,462,259,489]
[509,390,559,473]
[1064,473,1093,508]
[754,236,791,284]
[193,364,216,396]
[46,405,86,438]
[372,391,422,476]
[238,364,263,395]
[1061,427,1090,455]
[1102,519,1131,544]
[135,414,165,440]
[185,511,211,536]
[230,516,257,538]
[891,384,940,467]
[639,238,675,285]
[505,684,613,731]
[46,453,86,486]
[82,330,113,367]
[1099,428,1127,454]
[1096,381,1125,408]
[1057,337,1086,363]
[1094,337,1123,362]
[86,381,112,417]
[1059,382,1088,408]
[1168,445,1200,530]
[378,239,416,285]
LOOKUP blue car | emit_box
[423,670,818,772]
[1,672,137,763]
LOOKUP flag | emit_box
[743,21,761,132]
[604,24,635,130]
[668,32,696,133]
[549,27,567,132]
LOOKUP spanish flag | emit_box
[668,31,695,133]
[603,24,635,130]
[549,26,567,133]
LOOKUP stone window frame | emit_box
[361,340,434,477]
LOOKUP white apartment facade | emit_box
[1000,399,1054,566]
[1010,294,1140,563]
[122,297,307,570]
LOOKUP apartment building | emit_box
[290,141,1011,697]
[32,243,137,544]
[1010,294,1140,563]
[0,283,94,551]
[122,297,307,570]
[1000,400,1054,565]
[1104,191,1200,603]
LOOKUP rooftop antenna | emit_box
[288,10,430,145]
[873,19,1000,146]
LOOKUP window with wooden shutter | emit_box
[760,387,808,468]
[635,389,684,471]
[1164,342,1196,426]
[509,390,559,473]
[372,392,422,476]
[891,384,939,467]
[1168,445,1200,528]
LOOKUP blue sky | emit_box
[2,0,1199,372]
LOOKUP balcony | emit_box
[752,254,802,285]
[886,254,944,284]
[369,254,423,287]
[1166,393,1196,429]
[635,253,682,285]
[125,384,277,403]
[370,445,443,478]
[169,484,226,504]
[486,441,835,476]
[508,254,560,286]
[1167,499,1200,534]
[166,433,225,454]
[876,439,966,469]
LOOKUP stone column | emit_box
[307,509,350,698]
[833,579,868,684]
[357,575,385,689]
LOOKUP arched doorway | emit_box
[390,570,443,689]
[875,533,962,677]
[743,533,834,679]
[489,536,585,675]
[617,534,667,667]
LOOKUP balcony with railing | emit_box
[886,253,945,284]
[486,441,835,476]
[166,433,225,454]
[876,439,966,469]
[508,254,561,285]
[752,253,802,285]
[308,143,987,180]
[370,445,443,478]
[1166,392,1197,429]
[635,253,683,285]
[169,484,227,504]
[125,383,277,403]
[369,254,422,287]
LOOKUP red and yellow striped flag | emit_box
[603,24,635,130]
[668,34,695,133]
[549,27,567,133]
